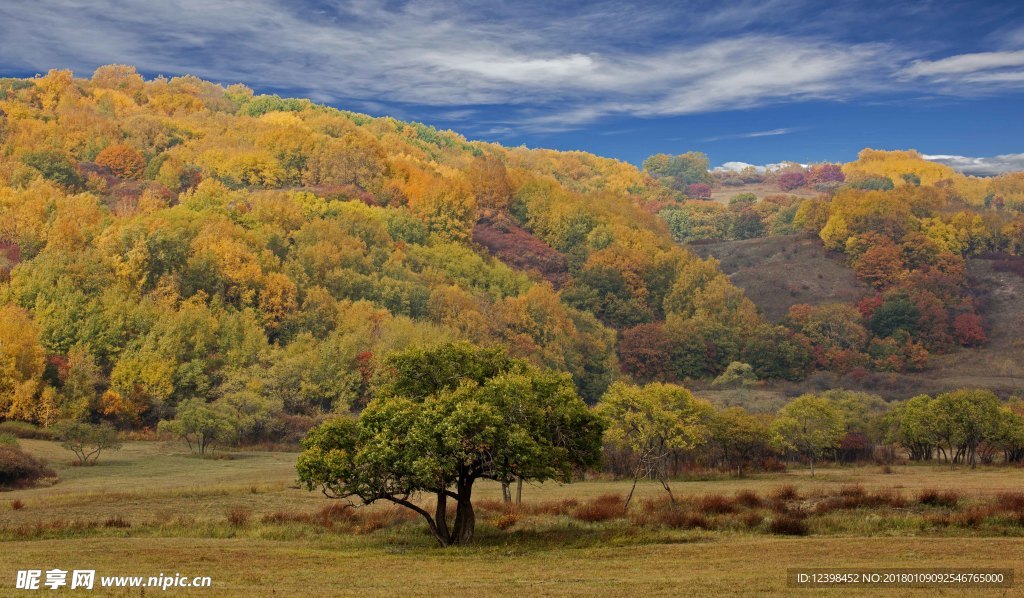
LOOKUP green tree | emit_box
[596,381,712,507]
[930,389,1002,468]
[158,398,237,455]
[643,152,712,192]
[709,407,774,477]
[885,394,937,461]
[773,394,844,477]
[297,343,603,547]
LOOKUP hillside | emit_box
[0,66,771,435]
[1,68,1023,438]
[691,234,869,321]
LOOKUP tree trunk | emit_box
[658,474,677,506]
[501,482,511,505]
[451,479,475,545]
[516,477,523,505]
[809,456,815,478]
[624,471,641,509]
[434,491,451,546]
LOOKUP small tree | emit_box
[53,421,121,466]
[772,394,844,477]
[158,398,236,455]
[711,361,757,388]
[597,381,712,507]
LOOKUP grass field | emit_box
[4,440,1024,596]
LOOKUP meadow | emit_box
[4,440,1024,596]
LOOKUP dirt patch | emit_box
[709,182,818,205]
[690,234,869,321]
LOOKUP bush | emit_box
[574,494,626,522]
[495,512,519,530]
[0,421,54,440]
[917,489,960,507]
[769,485,799,501]
[778,172,806,191]
[768,515,809,535]
[661,510,711,529]
[0,432,18,446]
[735,490,763,508]
[698,494,736,514]
[226,507,252,527]
[0,445,55,489]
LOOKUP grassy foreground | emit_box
[3,440,1024,596]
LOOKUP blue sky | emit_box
[1,0,1023,172]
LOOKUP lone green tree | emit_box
[158,398,237,455]
[596,381,712,507]
[772,394,844,477]
[53,421,121,465]
[297,342,604,547]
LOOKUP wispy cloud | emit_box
[703,127,795,142]
[923,153,1024,176]
[900,50,1024,90]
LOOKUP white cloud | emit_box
[712,161,804,173]
[922,153,1024,176]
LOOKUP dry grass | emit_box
[6,440,1024,595]
[574,494,626,522]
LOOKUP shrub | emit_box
[103,516,131,528]
[778,172,806,191]
[0,421,54,440]
[317,502,356,525]
[495,512,519,530]
[698,494,737,514]
[660,509,711,529]
[0,432,18,446]
[769,485,799,501]
[528,498,578,516]
[226,507,252,527]
[995,492,1024,513]
[575,494,626,522]
[768,515,809,535]
[735,490,763,508]
[359,509,395,534]
[0,445,55,489]
[917,489,960,507]
[740,512,764,529]
[686,183,712,200]
[12,499,25,510]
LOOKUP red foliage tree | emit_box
[685,183,712,200]
[617,322,673,383]
[952,312,986,347]
[806,163,845,185]
[851,241,905,288]
[777,171,806,191]
[95,143,146,179]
